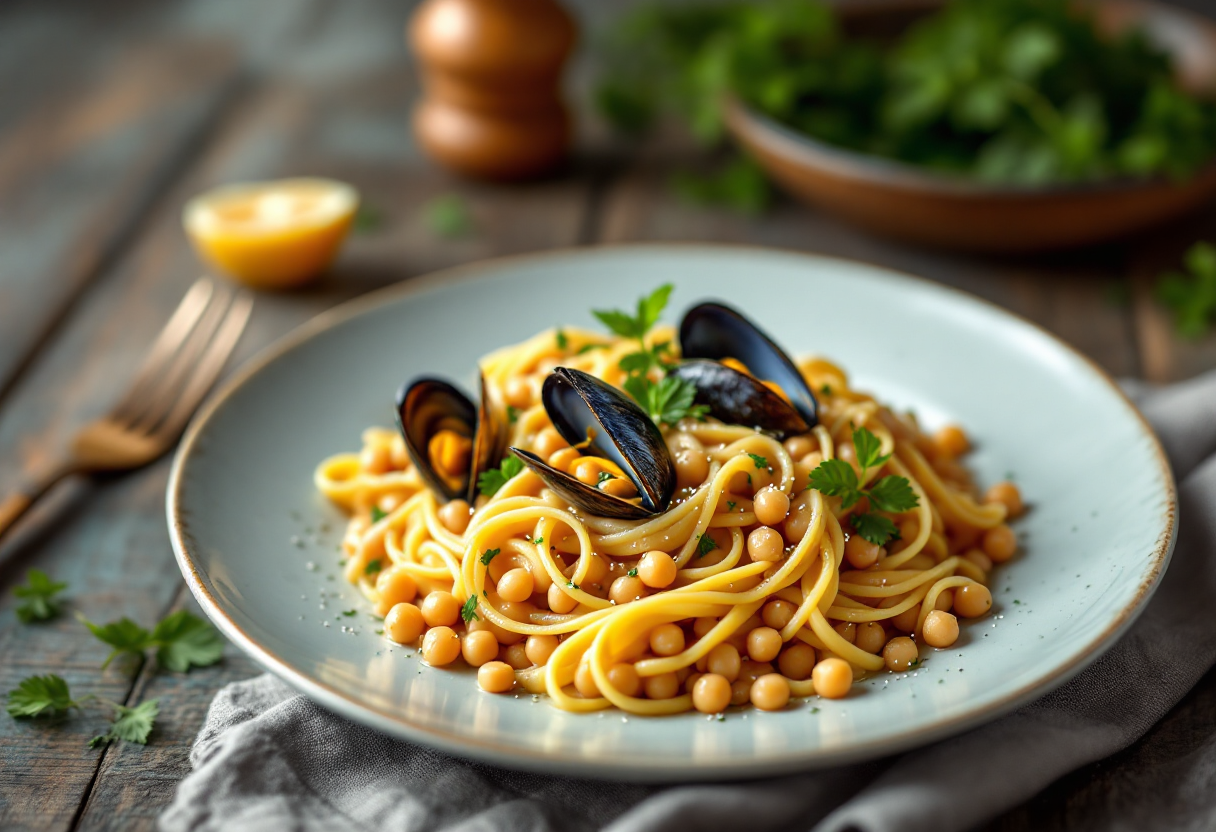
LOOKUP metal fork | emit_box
[0,278,253,543]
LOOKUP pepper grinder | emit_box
[408,0,577,180]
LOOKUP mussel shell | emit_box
[397,376,502,504]
[514,367,676,519]
[679,301,818,431]
[669,359,809,437]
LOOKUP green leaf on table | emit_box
[14,569,68,623]
[150,610,224,672]
[80,616,153,669]
[1156,242,1216,338]
[423,194,473,239]
[6,674,78,718]
[89,699,159,748]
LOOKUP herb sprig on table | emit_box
[597,0,1216,189]
[1157,242,1216,339]
[14,569,68,623]
[808,426,919,545]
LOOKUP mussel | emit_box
[396,374,506,504]
[671,302,818,438]
[512,368,676,520]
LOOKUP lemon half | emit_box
[183,178,359,290]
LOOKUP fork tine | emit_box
[111,278,215,424]
[151,289,253,441]
[121,282,235,433]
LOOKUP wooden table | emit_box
[2,1,1214,829]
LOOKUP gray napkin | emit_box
[160,370,1216,832]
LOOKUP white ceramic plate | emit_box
[168,246,1176,781]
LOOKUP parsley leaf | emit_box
[627,567,639,577]
[423,193,472,239]
[461,596,479,623]
[821,384,832,395]
[479,548,501,566]
[89,699,159,748]
[534,537,544,545]
[866,476,919,513]
[851,427,890,471]
[808,458,862,508]
[370,506,387,523]
[555,329,569,350]
[14,569,68,623]
[852,513,901,546]
[149,611,225,672]
[597,471,614,486]
[506,405,520,424]
[364,559,382,576]
[577,342,609,355]
[726,501,737,512]
[747,453,769,470]
[6,674,78,718]
[80,616,152,670]
[633,374,709,427]
[1157,242,1216,338]
[477,455,525,497]
[696,533,718,558]
[341,609,357,618]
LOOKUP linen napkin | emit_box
[160,370,1216,832]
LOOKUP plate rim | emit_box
[166,243,1178,780]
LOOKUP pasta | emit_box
[314,293,1023,714]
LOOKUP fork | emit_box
[0,278,253,543]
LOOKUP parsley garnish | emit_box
[566,581,580,590]
[1157,242,1216,338]
[423,193,472,239]
[14,569,68,623]
[908,658,921,669]
[820,384,832,395]
[627,567,639,577]
[595,285,709,427]
[808,426,919,545]
[477,455,524,497]
[534,537,544,545]
[479,548,501,566]
[461,596,479,623]
[370,506,387,523]
[747,453,769,470]
[79,610,224,672]
[555,329,569,351]
[577,342,609,354]
[364,559,382,576]
[726,501,737,512]
[341,609,357,618]
[507,405,520,424]
[597,471,614,486]
[696,533,718,559]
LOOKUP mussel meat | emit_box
[673,301,818,438]
[512,368,676,520]
[397,374,505,504]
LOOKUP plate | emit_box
[168,246,1176,780]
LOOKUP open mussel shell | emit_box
[512,368,676,520]
[396,375,505,504]
[678,301,818,436]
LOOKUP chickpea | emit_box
[753,487,791,526]
[650,623,685,657]
[963,548,994,573]
[606,663,641,697]
[461,629,499,667]
[883,636,919,672]
[812,658,853,699]
[360,443,391,474]
[637,550,677,589]
[692,673,732,714]
[761,598,796,630]
[644,672,680,700]
[420,591,460,627]
[684,672,703,694]
[421,626,461,666]
[693,617,718,639]
[985,481,1024,518]
[609,575,647,605]
[777,643,816,681]
[954,583,993,618]
[747,627,783,663]
[750,673,791,711]
[833,621,857,643]
[384,602,424,645]
[891,603,920,633]
[934,425,970,458]
[784,492,814,541]
[437,499,472,535]
[478,661,516,693]
[738,659,774,684]
[571,458,605,486]
[747,526,785,562]
[982,524,1018,563]
[547,447,581,472]
[525,634,560,666]
[533,427,567,460]
[674,447,710,490]
[582,554,610,585]
[497,568,534,603]
[706,643,742,682]
[922,610,960,648]
[574,661,600,698]
[374,568,417,616]
[501,642,532,669]
[730,678,752,706]
[855,622,887,654]
[784,435,815,459]
[547,583,578,614]
[845,534,881,569]
[503,376,532,409]
[600,477,637,498]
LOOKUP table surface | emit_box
[3,1,1216,829]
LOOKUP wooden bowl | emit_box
[725,0,1216,253]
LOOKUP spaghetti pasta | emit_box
[314,297,1022,714]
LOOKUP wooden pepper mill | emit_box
[408,0,577,180]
